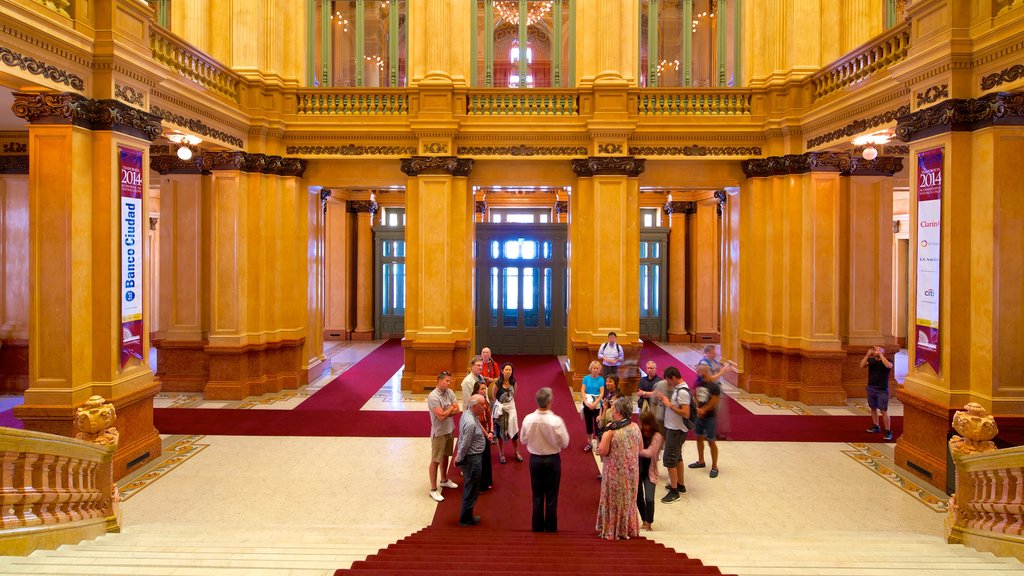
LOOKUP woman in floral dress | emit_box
[596,396,641,540]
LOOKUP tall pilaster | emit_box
[688,194,722,343]
[304,186,327,380]
[12,92,164,479]
[349,200,376,340]
[567,156,644,390]
[720,188,742,375]
[324,192,353,340]
[400,156,475,393]
[664,201,693,343]
[0,162,29,394]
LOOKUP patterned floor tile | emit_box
[118,435,209,501]
[841,442,948,513]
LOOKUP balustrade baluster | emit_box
[31,454,55,525]
[13,453,41,527]
[0,451,22,529]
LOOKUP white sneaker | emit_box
[439,479,459,489]
[429,490,444,502]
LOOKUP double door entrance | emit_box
[475,223,567,355]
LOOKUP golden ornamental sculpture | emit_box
[74,395,120,446]
[948,402,998,456]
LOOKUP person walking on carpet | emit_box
[520,387,570,533]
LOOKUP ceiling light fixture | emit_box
[167,133,202,161]
[852,130,891,160]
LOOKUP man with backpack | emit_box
[655,366,692,504]
[597,332,624,376]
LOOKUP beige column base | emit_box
[350,330,374,341]
[204,339,306,400]
[740,342,848,405]
[401,339,471,393]
[666,331,692,343]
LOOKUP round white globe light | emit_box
[177,145,193,160]
[862,145,878,161]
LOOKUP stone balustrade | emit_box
[466,90,579,116]
[811,22,910,102]
[947,403,1024,562]
[636,89,753,116]
[149,25,242,103]
[296,89,410,115]
[0,396,119,555]
[30,0,72,18]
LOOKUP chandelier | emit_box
[494,1,552,27]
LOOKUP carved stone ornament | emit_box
[422,142,448,154]
[400,156,474,177]
[149,216,159,231]
[347,200,379,214]
[475,200,487,214]
[807,105,911,149]
[884,145,910,155]
[571,156,646,177]
[0,47,85,90]
[948,402,999,456]
[456,145,588,157]
[279,157,308,177]
[896,92,1024,142]
[2,142,27,153]
[848,156,904,177]
[12,92,163,141]
[741,152,852,178]
[197,151,307,177]
[915,84,949,108]
[151,105,244,148]
[114,84,146,107]
[286,144,417,156]
[150,154,209,175]
[0,155,29,174]
[664,201,696,215]
[980,64,1024,91]
[74,395,119,446]
[628,145,763,157]
[597,143,624,154]
[554,200,568,215]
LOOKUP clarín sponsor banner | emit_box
[915,147,942,374]
[120,146,144,368]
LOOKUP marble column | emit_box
[12,92,163,479]
[349,200,376,340]
[688,195,721,343]
[324,193,352,340]
[664,201,693,343]
[400,156,475,393]
[0,164,29,393]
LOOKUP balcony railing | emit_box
[636,89,753,115]
[0,426,118,555]
[296,89,410,115]
[150,26,242,103]
[466,90,579,116]
[811,22,911,102]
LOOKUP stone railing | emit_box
[30,0,72,18]
[811,22,910,102]
[635,89,753,115]
[150,25,242,103]
[466,90,579,116]
[0,396,120,555]
[296,89,410,115]
[947,403,1024,562]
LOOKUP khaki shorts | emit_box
[431,433,454,463]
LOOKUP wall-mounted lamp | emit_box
[167,133,202,160]
[852,130,891,161]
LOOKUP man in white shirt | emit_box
[520,387,570,532]
[597,332,623,376]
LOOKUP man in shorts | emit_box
[427,371,460,502]
[860,345,894,441]
[656,366,690,503]
[688,364,721,478]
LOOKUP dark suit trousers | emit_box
[529,453,561,532]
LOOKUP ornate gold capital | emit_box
[571,156,645,177]
[896,92,1024,142]
[664,201,696,215]
[400,156,474,177]
[74,395,119,447]
[0,155,29,174]
[949,402,999,456]
[13,93,163,141]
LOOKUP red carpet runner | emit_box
[335,354,731,576]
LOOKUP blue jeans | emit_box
[458,453,483,524]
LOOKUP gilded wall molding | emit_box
[806,105,911,149]
[915,84,948,108]
[201,151,307,177]
[286,144,417,156]
[0,46,84,91]
[597,143,623,154]
[571,156,645,177]
[628,145,763,157]
[456,145,588,156]
[2,142,27,153]
[895,92,1024,142]
[400,156,474,177]
[13,92,162,141]
[150,105,244,148]
[115,84,145,107]
[847,156,904,177]
[421,142,448,154]
[0,155,28,174]
[980,64,1024,91]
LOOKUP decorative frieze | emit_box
[0,46,84,90]
[456,145,588,157]
[421,142,448,154]
[980,64,1024,91]
[0,155,29,174]
[664,201,696,215]
[597,143,623,154]
[571,156,645,177]
[848,156,904,177]
[151,154,207,175]
[806,105,911,149]
[286,144,417,156]
[115,84,145,107]
[742,152,902,178]
[884,145,910,155]
[347,200,379,214]
[2,142,27,153]
[896,92,1024,142]
[915,84,948,108]
[628,145,763,157]
[174,151,308,177]
[400,156,474,177]
[13,92,162,141]
[150,105,244,148]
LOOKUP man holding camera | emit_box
[860,345,894,441]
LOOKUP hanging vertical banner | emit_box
[119,146,144,368]
[914,147,942,374]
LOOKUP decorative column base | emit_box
[740,342,847,405]
[204,339,305,400]
[666,331,692,343]
[894,388,954,491]
[350,329,374,341]
[0,340,29,393]
[691,332,721,344]
[153,340,209,393]
[401,339,471,394]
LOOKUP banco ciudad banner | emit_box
[120,146,144,367]
[914,147,942,374]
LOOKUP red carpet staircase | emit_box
[336,526,732,575]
